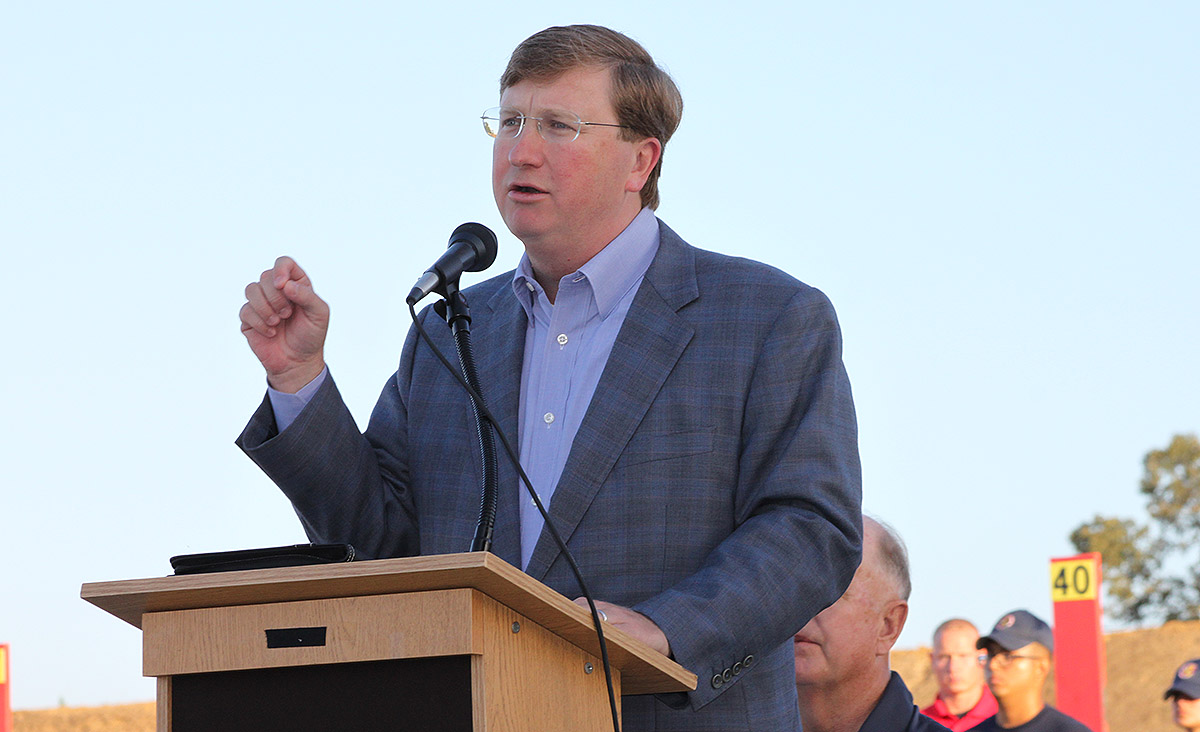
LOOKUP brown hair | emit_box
[500,25,683,210]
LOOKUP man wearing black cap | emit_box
[971,609,1090,731]
[1165,658,1200,731]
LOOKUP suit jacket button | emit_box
[732,662,743,675]
[743,654,755,667]
[711,674,724,689]
[722,668,733,682]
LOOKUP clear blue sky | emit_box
[2,2,1197,710]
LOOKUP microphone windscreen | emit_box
[449,222,498,273]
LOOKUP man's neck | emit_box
[797,669,890,732]
[995,695,1044,728]
[530,262,568,303]
[523,205,644,303]
[941,686,984,716]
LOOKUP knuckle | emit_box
[238,303,259,324]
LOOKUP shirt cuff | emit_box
[266,366,328,431]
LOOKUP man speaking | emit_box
[237,24,861,731]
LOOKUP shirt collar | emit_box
[511,207,660,320]
[859,672,917,732]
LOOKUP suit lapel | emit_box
[471,281,527,567]
[525,222,699,581]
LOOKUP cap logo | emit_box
[998,614,1016,630]
[1181,663,1198,680]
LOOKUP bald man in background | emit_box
[922,619,997,730]
[794,517,949,732]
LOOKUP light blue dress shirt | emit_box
[268,206,660,571]
[510,207,660,569]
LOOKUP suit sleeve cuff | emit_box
[266,366,329,432]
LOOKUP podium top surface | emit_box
[81,551,696,695]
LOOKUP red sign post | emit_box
[0,643,11,732]
[1049,553,1107,732]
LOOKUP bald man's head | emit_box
[794,517,911,689]
[931,619,986,700]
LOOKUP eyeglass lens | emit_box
[482,107,582,142]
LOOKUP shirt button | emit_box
[543,412,555,425]
[557,333,568,346]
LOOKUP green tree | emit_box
[1070,433,1200,623]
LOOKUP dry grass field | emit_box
[13,703,154,732]
[13,621,1200,731]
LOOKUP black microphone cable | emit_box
[408,299,623,732]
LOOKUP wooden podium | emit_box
[81,552,696,731]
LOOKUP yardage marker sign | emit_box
[1050,556,1098,602]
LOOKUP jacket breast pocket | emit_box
[612,426,716,470]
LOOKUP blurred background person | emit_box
[1164,658,1200,732]
[973,610,1090,732]
[922,618,997,730]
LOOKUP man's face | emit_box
[931,626,986,697]
[794,527,894,688]
[1174,695,1200,730]
[983,641,1049,701]
[492,66,656,267]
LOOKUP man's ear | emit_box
[1033,650,1053,684]
[878,600,909,655]
[626,137,662,194]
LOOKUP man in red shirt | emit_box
[922,619,998,731]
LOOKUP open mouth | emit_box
[511,184,547,194]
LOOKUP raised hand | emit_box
[240,256,330,393]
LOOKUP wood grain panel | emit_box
[143,589,477,676]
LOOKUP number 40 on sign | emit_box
[1050,557,1098,602]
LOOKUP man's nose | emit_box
[506,122,545,166]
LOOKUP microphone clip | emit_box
[432,281,472,335]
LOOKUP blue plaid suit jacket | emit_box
[239,219,863,731]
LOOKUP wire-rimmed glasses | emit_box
[482,106,630,143]
[986,651,1045,668]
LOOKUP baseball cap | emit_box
[976,609,1054,653]
[1165,659,1200,700]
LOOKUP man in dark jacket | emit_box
[794,516,949,732]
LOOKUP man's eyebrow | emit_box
[510,106,577,117]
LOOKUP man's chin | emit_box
[499,211,551,246]
[793,665,830,688]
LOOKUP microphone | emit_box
[406,223,499,305]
